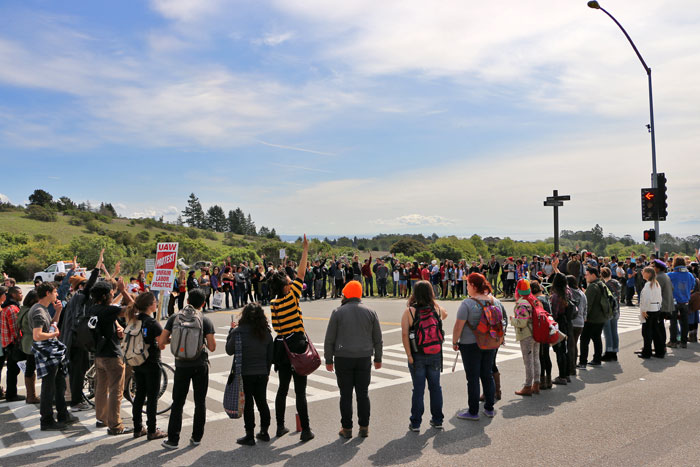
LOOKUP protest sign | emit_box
[150,242,178,291]
[145,258,155,286]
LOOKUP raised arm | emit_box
[296,234,309,279]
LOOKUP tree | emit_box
[182,193,205,228]
[268,228,279,240]
[246,214,256,236]
[98,202,117,217]
[56,196,76,212]
[258,226,271,237]
[390,239,425,257]
[26,205,57,222]
[28,189,53,207]
[206,205,227,232]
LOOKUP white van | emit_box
[33,261,77,283]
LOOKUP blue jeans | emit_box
[408,353,443,427]
[459,343,496,415]
[603,317,619,352]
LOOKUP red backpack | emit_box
[411,306,444,354]
[466,299,504,350]
[531,300,561,345]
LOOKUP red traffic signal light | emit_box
[644,191,655,201]
[643,229,656,242]
[641,188,657,221]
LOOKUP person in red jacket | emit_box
[361,255,373,297]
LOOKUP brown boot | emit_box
[515,386,532,396]
[25,376,40,404]
[493,372,502,400]
[530,382,540,394]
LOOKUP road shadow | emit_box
[499,388,577,419]
[368,428,436,466]
[190,441,298,467]
[285,437,364,467]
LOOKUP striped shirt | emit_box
[270,277,305,335]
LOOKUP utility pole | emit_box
[544,190,571,253]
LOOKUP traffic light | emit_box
[643,229,655,242]
[641,188,657,221]
[656,173,667,220]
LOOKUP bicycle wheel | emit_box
[82,364,96,406]
[125,363,174,415]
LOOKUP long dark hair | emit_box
[127,292,155,324]
[409,280,436,309]
[551,273,567,298]
[268,271,289,299]
[239,303,270,341]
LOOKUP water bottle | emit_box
[409,331,418,353]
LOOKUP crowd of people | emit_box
[0,243,699,449]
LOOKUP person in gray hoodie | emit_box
[324,280,383,439]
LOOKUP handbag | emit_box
[223,330,245,419]
[282,333,321,376]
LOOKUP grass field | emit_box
[0,210,229,249]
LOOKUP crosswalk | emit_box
[0,305,643,458]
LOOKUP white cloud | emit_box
[253,32,295,47]
[0,193,10,203]
[130,205,179,220]
[374,214,456,227]
[149,0,223,23]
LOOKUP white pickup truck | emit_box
[33,262,80,283]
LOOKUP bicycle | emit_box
[82,359,175,415]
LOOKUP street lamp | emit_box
[587,1,660,254]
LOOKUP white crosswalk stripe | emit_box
[0,304,644,458]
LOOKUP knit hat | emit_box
[516,279,531,296]
[653,259,667,271]
[342,280,363,299]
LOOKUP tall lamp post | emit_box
[587,1,660,254]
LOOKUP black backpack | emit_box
[72,302,101,352]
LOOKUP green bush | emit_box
[69,217,83,226]
[203,230,218,241]
[85,220,101,233]
[26,205,57,222]
[136,231,150,242]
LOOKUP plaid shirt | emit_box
[32,339,67,379]
[1,303,20,348]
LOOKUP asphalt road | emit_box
[1,294,699,466]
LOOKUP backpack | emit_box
[567,293,580,321]
[599,282,616,320]
[73,302,100,352]
[465,299,504,350]
[531,300,561,345]
[122,319,149,366]
[410,306,444,355]
[170,307,204,361]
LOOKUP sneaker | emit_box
[236,435,255,446]
[429,420,443,430]
[190,437,201,446]
[256,431,270,442]
[300,429,315,442]
[276,426,289,437]
[59,414,80,426]
[70,402,91,412]
[552,377,568,385]
[588,360,602,366]
[162,439,178,450]
[148,429,167,440]
[408,424,420,432]
[108,426,135,436]
[96,420,106,428]
[483,409,495,418]
[41,421,66,431]
[456,410,479,421]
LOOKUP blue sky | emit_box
[1,0,698,241]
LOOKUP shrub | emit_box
[26,205,57,222]
[69,217,83,226]
[85,220,101,233]
[136,231,150,243]
[203,230,218,241]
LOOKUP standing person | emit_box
[376,260,389,297]
[392,261,400,298]
[487,256,500,295]
[29,282,79,431]
[652,259,672,351]
[268,235,314,442]
[176,270,187,311]
[667,257,696,348]
[325,280,383,438]
[638,267,663,359]
[159,289,216,449]
[361,256,373,297]
[333,261,345,299]
[222,266,235,310]
[601,267,621,361]
[578,267,607,369]
[566,275,587,376]
[452,273,505,420]
[352,255,363,283]
[17,290,40,404]
[1,286,25,401]
[400,281,447,432]
[511,280,540,396]
[548,274,572,384]
[91,278,135,435]
[531,281,552,387]
[210,266,221,305]
[199,268,211,311]
[226,303,273,446]
[503,258,516,298]
[127,292,167,440]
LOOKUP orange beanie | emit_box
[342,280,363,299]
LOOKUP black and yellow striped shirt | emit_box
[270,277,305,335]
